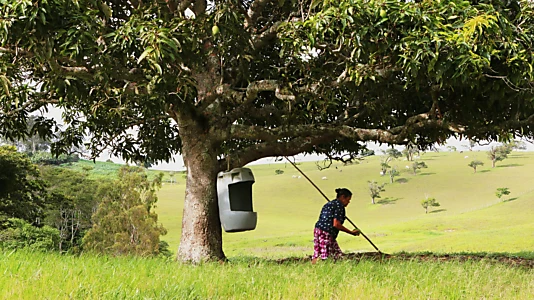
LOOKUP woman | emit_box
[312,188,360,263]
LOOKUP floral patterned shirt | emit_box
[314,199,346,239]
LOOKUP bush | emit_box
[30,151,80,165]
[0,218,60,251]
[275,169,284,175]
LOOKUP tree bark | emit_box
[176,124,225,263]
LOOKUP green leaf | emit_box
[153,63,162,75]
[0,75,10,97]
[138,47,153,64]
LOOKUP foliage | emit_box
[421,197,440,214]
[447,146,457,152]
[39,166,101,252]
[487,145,512,167]
[0,218,60,251]
[411,161,428,175]
[384,149,402,159]
[367,181,386,204]
[380,161,390,176]
[388,167,400,184]
[467,160,484,173]
[275,169,284,175]
[29,151,80,166]
[82,166,166,256]
[496,188,511,201]
[380,148,401,175]
[403,145,419,162]
[0,146,48,224]
[360,149,375,157]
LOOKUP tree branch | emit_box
[251,22,281,50]
[244,0,271,28]
[221,135,331,170]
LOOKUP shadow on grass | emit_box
[503,197,518,203]
[377,197,401,205]
[271,251,534,267]
[429,209,447,214]
[395,178,409,184]
[419,172,436,176]
[478,170,491,173]
[497,163,523,168]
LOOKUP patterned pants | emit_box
[312,228,343,260]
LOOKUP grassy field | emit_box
[2,250,533,299]
[153,151,534,258]
[3,151,534,299]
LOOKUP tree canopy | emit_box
[0,146,48,225]
[2,0,534,262]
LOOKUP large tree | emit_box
[2,0,534,262]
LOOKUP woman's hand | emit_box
[351,229,361,236]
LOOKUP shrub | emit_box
[0,218,60,251]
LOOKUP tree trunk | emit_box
[176,129,225,263]
[371,197,375,204]
[492,160,496,168]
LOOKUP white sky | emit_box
[42,106,534,171]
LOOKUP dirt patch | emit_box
[273,252,534,268]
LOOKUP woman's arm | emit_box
[333,218,360,236]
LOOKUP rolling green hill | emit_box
[152,151,534,258]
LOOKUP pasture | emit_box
[2,151,534,299]
[155,151,534,258]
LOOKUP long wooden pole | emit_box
[284,156,382,253]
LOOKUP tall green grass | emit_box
[1,250,533,299]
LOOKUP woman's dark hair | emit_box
[335,188,352,198]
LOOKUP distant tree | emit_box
[12,116,53,155]
[169,171,176,184]
[447,146,457,152]
[468,140,476,151]
[487,145,512,168]
[402,144,419,161]
[0,146,48,225]
[380,148,402,175]
[505,140,527,151]
[30,151,80,166]
[82,167,166,256]
[388,168,400,184]
[467,160,484,173]
[411,161,428,175]
[421,197,440,214]
[384,149,402,159]
[380,160,391,176]
[496,188,511,201]
[39,167,101,252]
[275,169,284,175]
[360,149,375,157]
[368,181,386,205]
[105,159,114,163]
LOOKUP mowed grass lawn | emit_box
[155,151,534,258]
